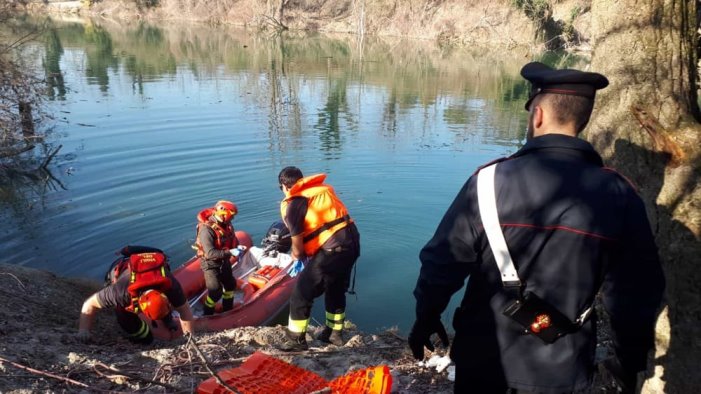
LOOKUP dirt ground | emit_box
[0,263,453,393]
[0,262,642,393]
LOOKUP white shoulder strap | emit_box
[476,163,521,286]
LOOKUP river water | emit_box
[0,18,577,333]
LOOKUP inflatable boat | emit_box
[150,231,298,339]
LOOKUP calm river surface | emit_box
[0,18,572,333]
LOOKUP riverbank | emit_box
[0,262,664,393]
[28,0,593,51]
[0,263,455,392]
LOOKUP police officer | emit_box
[408,62,665,393]
[276,166,360,351]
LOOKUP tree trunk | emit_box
[588,0,701,392]
[276,0,290,28]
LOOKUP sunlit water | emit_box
[0,19,559,334]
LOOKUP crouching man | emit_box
[78,245,194,344]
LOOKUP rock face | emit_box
[0,263,453,393]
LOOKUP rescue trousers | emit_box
[114,307,153,345]
[289,246,360,328]
[203,260,236,306]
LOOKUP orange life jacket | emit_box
[280,174,352,256]
[110,250,172,314]
[193,207,238,258]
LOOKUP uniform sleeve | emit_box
[198,225,229,261]
[601,187,665,375]
[95,279,131,309]
[283,197,308,237]
[414,178,478,318]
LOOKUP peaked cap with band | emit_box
[521,62,609,110]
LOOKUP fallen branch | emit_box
[93,361,182,392]
[187,334,240,394]
[0,355,89,388]
[0,272,27,291]
[0,144,35,159]
[41,144,62,169]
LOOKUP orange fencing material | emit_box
[197,351,327,394]
[197,351,393,394]
[328,365,393,394]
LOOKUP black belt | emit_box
[303,214,351,243]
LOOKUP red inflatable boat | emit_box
[150,231,298,339]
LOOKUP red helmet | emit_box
[214,200,237,223]
[138,289,171,320]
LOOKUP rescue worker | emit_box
[276,166,360,351]
[409,62,665,393]
[195,200,247,315]
[77,245,194,344]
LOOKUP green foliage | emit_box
[511,0,552,24]
[134,0,159,9]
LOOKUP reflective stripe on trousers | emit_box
[325,310,345,330]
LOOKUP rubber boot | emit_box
[202,305,215,316]
[222,298,234,312]
[317,326,344,346]
[278,329,308,352]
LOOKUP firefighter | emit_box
[194,200,247,315]
[409,62,665,392]
[276,166,360,351]
[77,246,194,344]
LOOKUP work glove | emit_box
[230,245,247,258]
[76,329,91,344]
[408,317,449,360]
[288,259,306,278]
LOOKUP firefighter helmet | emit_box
[138,289,171,320]
[214,200,237,223]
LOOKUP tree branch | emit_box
[0,355,89,388]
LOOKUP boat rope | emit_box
[186,333,240,394]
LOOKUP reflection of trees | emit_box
[43,29,66,101]
[83,23,118,93]
[315,77,352,155]
[261,34,302,154]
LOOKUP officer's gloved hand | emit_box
[408,316,449,360]
[76,329,91,344]
[288,258,306,277]
[230,245,247,257]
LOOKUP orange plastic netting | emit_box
[197,351,392,394]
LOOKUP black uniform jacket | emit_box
[414,134,665,392]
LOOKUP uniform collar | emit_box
[511,134,603,166]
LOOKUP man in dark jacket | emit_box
[409,62,665,393]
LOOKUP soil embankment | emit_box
[0,263,453,392]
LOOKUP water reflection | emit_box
[44,28,66,100]
[35,19,535,146]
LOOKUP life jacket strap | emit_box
[303,214,351,244]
